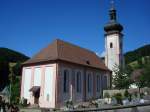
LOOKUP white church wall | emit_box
[39,63,57,108]
[34,67,42,86]
[21,63,57,108]
[44,66,54,102]
[23,68,32,100]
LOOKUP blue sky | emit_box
[0,0,150,57]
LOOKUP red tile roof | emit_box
[23,39,110,71]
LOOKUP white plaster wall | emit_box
[23,68,32,100]
[39,63,56,108]
[44,66,54,102]
[21,63,57,108]
[34,67,42,86]
[105,33,123,71]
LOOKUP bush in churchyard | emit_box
[124,90,130,99]
[104,92,110,98]
[113,93,123,105]
[65,100,74,110]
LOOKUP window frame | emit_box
[96,75,101,92]
[102,75,107,89]
[63,69,69,93]
[87,73,92,93]
[76,71,82,93]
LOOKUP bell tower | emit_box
[104,1,124,72]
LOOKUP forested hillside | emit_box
[124,44,150,64]
[0,48,29,62]
[124,44,150,89]
[0,48,29,91]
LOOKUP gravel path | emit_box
[20,105,150,112]
[20,108,41,112]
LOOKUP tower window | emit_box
[110,43,113,48]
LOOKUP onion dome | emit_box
[104,1,123,33]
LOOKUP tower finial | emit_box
[109,0,116,21]
[110,0,116,10]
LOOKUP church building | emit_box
[21,39,111,108]
[20,2,123,109]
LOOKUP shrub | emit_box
[113,93,123,105]
[20,97,28,107]
[104,92,110,98]
[124,90,130,98]
[89,100,98,108]
[65,100,74,109]
[140,92,144,98]
[133,92,138,98]
[129,94,132,102]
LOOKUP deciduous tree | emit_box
[113,65,132,89]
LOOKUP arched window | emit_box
[87,74,91,93]
[63,69,69,93]
[102,75,107,89]
[96,75,101,92]
[110,42,113,48]
[76,71,81,93]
